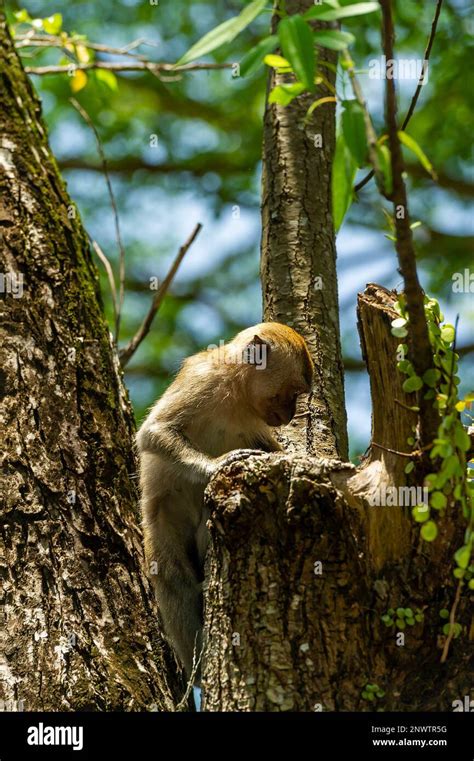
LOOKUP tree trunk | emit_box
[260,0,348,460]
[0,13,180,711]
[202,285,471,711]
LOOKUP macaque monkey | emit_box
[136,322,314,680]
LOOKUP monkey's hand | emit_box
[210,448,268,475]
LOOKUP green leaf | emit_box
[43,13,62,34]
[332,132,357,232]
[264,54,291,70]
[430,491,447,510]
[313,29,355,51]
[420,520,438,542]
[406,617,415,626]
[454,423,471,453]
[440,454,462,480]
[175,0,267,66]
[454,546,471,570]
[95,69,118,91]
[440,324,455,344]
[278,15,315,91]
[396,618,405,630]
[13,10,32,23]
[304,2,380,22]
[412,504,430,523]
[403,375,423,393]
[376,144,393,195]
[398,131,436,180]
[422,368,441,388]
[392,317,407,329]
[268,83,306,106]
[397,359,412,374]
[405,461,415,474]
[439,608,449,619]
[240,35,278,77]
[341,100,367,167]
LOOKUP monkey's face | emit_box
[246,352,313,427]
[256,381,309,427]
[235,324,314,428]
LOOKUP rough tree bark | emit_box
[201,2,472,710]
[202,286,471,711]
[0,14,180,711]
[261,0,348,460]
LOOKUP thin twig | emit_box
[25,61,233,76]
[70,97,126,341]
[394,398,419,413]
[372,442,415,458]
[340,48,385,194]
[354,0,444,193]
[440,578,463,663]
[119,223,203,367]
[90,237,118,328]
[380,0,438,450]
[15,33,150,59]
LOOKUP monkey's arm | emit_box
[137,421,214,484]
[137,421,272,485]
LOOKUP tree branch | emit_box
[15,32,157,59]
[340,48,385,194]
[90,237,118,328]
[344,341,474,372]
[24,60,233,76]
[70,98,126,341]
[355,0,444,194]
[380,0,438,449]
[119,223,202,367]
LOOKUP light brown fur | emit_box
[136,322,314,679]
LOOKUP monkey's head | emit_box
[231,322,314,427]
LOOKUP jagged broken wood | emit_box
[201,284,471,711]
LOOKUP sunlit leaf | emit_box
[332,132,357,232]
[313,29,355,51]
[268,82,306,106]
[341,100,367,167]
[420,520,438,542]
[398,131,437,180]
[264,54,292,69]
[43,13,63,35]
[304,2,380,22]
[96,69,118,91]
[175,0,267,66]
[278,15,315,91]
[70,70,88,92]
[376,144,392,195]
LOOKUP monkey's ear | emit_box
[242,334,271,365]
[247,334,271,353]
[250,334,270,349]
